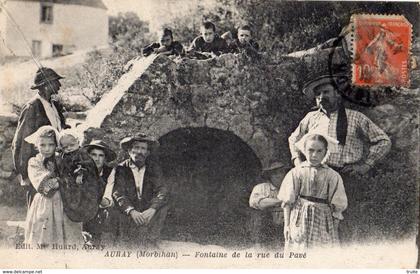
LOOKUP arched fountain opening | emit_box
[158,127,262,247]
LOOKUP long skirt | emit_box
[24,190,83,246]
[286,198,339,252]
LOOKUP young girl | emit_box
[278,134,347,251]
[24,126,82,246]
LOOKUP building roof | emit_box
[10,0,107,10]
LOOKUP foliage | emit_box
[60,12,154,108]
[164,0,238,45]
[167,1,419,58]
[109,12,153,53]
[233,1,419,54]
[61,1,420,110]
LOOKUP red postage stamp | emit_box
[352,14,412,87]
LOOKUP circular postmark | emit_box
[327,30,379,107]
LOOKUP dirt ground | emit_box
[0,205,26,248]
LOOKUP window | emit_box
[40,3,53,24]
[32,40,42,57]
[52,44,63,57]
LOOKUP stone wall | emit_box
[84,54,312,167]
[81,53,314,245]
[0,114,23,206]
[1,49,418,244]
[81,52,419,244]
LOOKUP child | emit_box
[24,126,81,245]
[233,25,260,57]
[57,130,100,224]
[249,161,289,249]
[278,134,347,251]
[142,28,184,57]
[187,21,228,59]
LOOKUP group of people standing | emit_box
[249,74,391,251]
[12,68,169,248]
[11,31,391,251]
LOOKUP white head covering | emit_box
[58,128,82,147]
[24,125,59,145]
[295,131,339,164]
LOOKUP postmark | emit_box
[351,14,412,87]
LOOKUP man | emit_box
[12,67,68,207]
[288,74,391,242]
[85,140,116,183]
[112,135,169,248]
[82,140,118,246]
[249,161,288,249]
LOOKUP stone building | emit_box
[0,0,108,58]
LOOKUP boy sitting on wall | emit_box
[232,25,260,57]
[142,28,184,57]
[187,21,228,59]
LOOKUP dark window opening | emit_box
[40,4,53,24]
[158,127,262,247]
[52,44,63,57]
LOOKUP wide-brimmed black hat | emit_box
[302,74,350,99]
[120,134,159,151]
[31,67,64,90]
[84,140,117,162]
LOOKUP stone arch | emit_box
[83,54,281,167]
[157,127,262,246]
[80,54,303,246]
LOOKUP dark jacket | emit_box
[188,35,228,56]
[57,149,100,222]
[82,164,117,240]
[12,96,66,181]
[142,41,184,57]
[98,165,114,197]
[112,159,168,214]
[231,39,260,56]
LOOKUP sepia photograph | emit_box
[0,0,418,269]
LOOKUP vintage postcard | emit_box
[0,0,418,270]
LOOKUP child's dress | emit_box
[278,162,347,250]
[24,154,82,246]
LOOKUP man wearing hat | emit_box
[249,161,289,249]
[112,135,169,248]
[12,67,68,207]
[288,74,391,242]
[85,140,116,183]
[82,140,118,246]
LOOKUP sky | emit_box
[102,0,216,33]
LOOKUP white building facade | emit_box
[0,0,108,59]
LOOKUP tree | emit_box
[109,12,152,53]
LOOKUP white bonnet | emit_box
[24,125,59,145]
